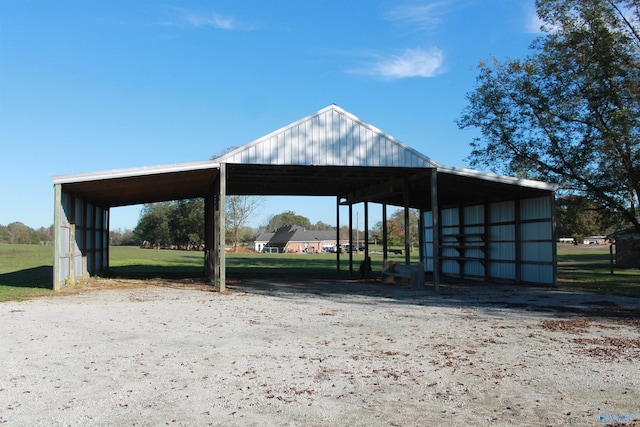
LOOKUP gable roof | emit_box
[216,104,437,168]
[268,225,336,245]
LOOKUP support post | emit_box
[336,196,340,272]
[53,184,63,290]
[364,201,369,259]
[348,204,353,275]
[218,163,226,291]
[404,177,410,265]
[204,183,215,281]
[382,203,388,264]
[431,169,440,291]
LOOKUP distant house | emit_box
[254,232,274,252]
[581,236,608,245]
[254,225,340,253]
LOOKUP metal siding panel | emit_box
[464,204,484,226]
[521,222,552,241]
[490,201,515,223]
[366,128,374,166]
[464,261,484,277]
[521,196,551,221]
[442,260,459,275]
[490,262,516,280]
[521,242,553,262]
[489,242,515,260]
[489,224,515,241]
[442,208,459,227]
[522,264,554,284]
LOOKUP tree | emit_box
[370,208,420,248]
[264,211,313,232]
[226,195,264,252]
[171,199,205,248]
[134,202,172,247]
[110,228,138,246]
[458,0,640,234]
[555,195,609,238]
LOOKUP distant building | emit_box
[581,236,608,245]
[254,225,341,253]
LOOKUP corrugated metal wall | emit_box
[422,195,555,285]
[220,106,434,168]
[54,185,109,289]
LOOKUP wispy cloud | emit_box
[385,2,450,32]
[166,8,253,31]
[181,11,235,29]
[358,48,445,79]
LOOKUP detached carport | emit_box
[52,104,558,291]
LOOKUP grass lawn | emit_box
[557,244,640,297]
[1,243,638,301]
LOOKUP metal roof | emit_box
[51,105,558,209]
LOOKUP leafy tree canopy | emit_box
[458,0,640,233]
[264,211,314,232]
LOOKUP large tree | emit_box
[458,0,640,234]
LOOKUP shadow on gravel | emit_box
[225,276,640,323]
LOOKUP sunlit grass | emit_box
[1,243,638,301]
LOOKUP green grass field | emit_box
[1,243,638,301]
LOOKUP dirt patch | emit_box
[1,279,639,426]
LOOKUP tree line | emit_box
[0,222,53,244]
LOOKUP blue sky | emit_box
[0,0,543,231]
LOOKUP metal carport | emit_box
[52,105,558,291]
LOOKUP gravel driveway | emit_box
[1,279,639,426]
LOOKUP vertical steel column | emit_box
[348,204,353,275]
[53,184,63,290]
[550,193,558,286]
[382,203,388,264]
[364,201,369,259]
[336,196,340,272]
[204,183,215,281]
[218,163,226,291]
[431,169,440,291]
[515,198,522,285]
[404,177,410,265]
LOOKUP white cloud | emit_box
[385,2,450,32]
[180,10,236,29]
[371,48,445,79]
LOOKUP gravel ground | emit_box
[1,278,639,426]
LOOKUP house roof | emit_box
[268,225,336,245]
